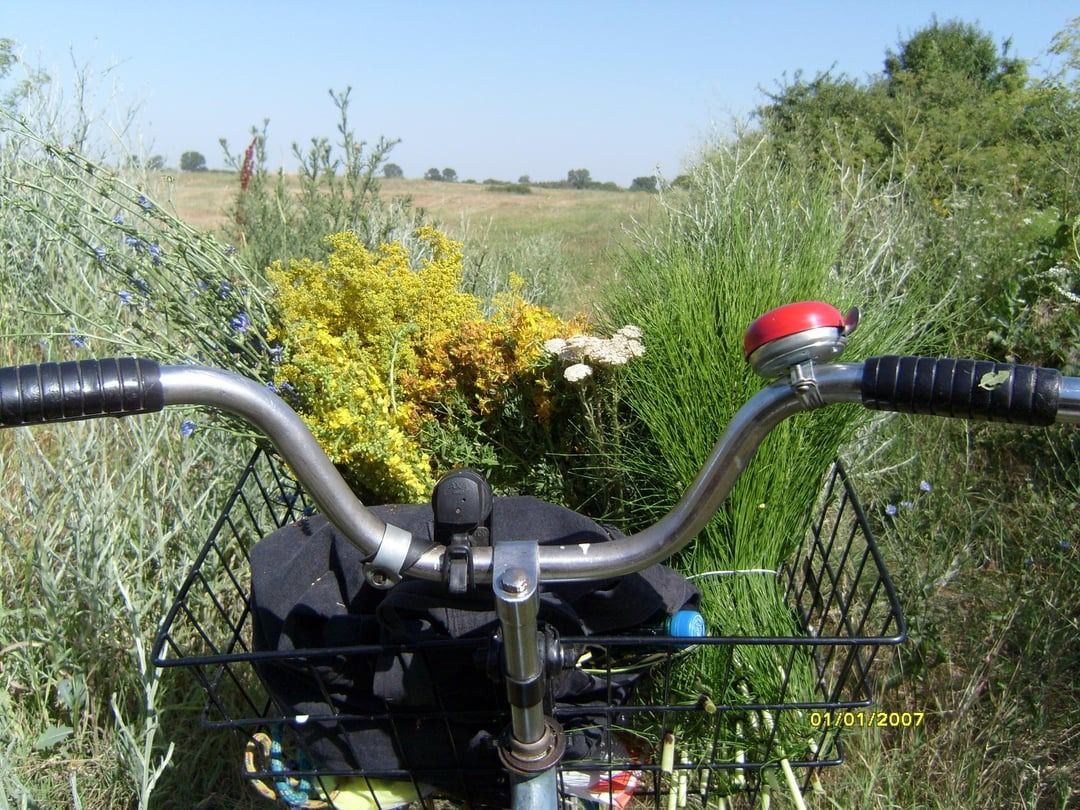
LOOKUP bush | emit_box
[485,182,531,194]
[267,227,587,502]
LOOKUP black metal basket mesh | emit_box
[152,449,905,809]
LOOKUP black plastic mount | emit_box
[0,359,164,427]
[862,356,1060,426]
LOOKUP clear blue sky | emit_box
[4,2,1076,185]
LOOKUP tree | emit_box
[441,167,457,182]
[180,151,207,172]
[147,155,166,171]
[424,167,442,181]
[567,168,591,189]
[518,174,530,184]
[630,175,658,192]
[383,163,403,179]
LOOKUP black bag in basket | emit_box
[249,496,698,806]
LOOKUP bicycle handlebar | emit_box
[2,356,1078,584]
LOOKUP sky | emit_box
[3,1,1077,186]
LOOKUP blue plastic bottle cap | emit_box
[667,609,707,638]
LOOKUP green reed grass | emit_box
[593,140,948,787]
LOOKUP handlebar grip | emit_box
[0,358,164,427]
[862,356,1060,425]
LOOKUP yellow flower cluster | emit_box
[268,229,581,502]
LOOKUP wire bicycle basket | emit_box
[152,448,905,809]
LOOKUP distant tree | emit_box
[147,154,166,171]
[630,175,658,192]
[567,168,591,189]
[383,163,404,178]
[424,167,442,181]
[180,151,207,172]
[518,174,530,184]
[670,174,692,189]
[441,167,457,182]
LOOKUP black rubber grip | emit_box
[0,359,164,427]
[862,356,1060,425]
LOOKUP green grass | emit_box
[577,143,946,799]
[3,77,1080,810]
[820,417,1080,808]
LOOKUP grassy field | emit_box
[161,172,660,315]
[3,118,1078,808]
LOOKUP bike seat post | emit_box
[492,540,565,809]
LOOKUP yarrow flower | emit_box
[137,194,153,211]
[545,325,646,369]
[179,419,196,438]
[93,246,107,262]
[230,312,251,333]
[563,363,593,383]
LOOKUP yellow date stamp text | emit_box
[809,710,924,728]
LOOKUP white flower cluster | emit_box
[1046,265,1080,305]
[544,325,645,383]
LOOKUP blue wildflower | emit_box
[884,504,898,517]
[112,213,124,225]
[1058,540,1073,551]
[274,491,299,507]
[302,505,316,517]
[268,345,284,363]
[124,234,141,250]
[148,242,162,266]
[224,244,237,256]
[279,381,296,396]
[230,312,251,333]
[134,278,151,296]
[93,246,107,262]
[118,290,134,305]
[1023,556,1035,567]
[919,480,932,493]
[219,280,233,299]
[266,380,277,393]
[68,331,87,349]
[179,419,196,438]
[137,194,153,211]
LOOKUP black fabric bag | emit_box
[249,496,698,805]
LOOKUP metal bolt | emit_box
[499,567,530,595]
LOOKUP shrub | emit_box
[267,227,586,502]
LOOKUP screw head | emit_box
[499,567,530,595]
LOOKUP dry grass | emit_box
[159,173,660,307]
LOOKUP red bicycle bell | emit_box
[743,301,859,378]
